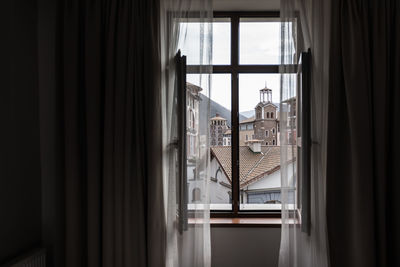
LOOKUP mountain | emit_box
[198,93,247,135]
[240,110,255,119]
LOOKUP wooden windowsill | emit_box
[189,217,282,228]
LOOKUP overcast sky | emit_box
[180,20,282,113]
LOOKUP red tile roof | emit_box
[211,146,289,188]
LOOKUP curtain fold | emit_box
[279,0,330,266]
[160,1,213,267]
[61,0,165,266]
[327,1,400,266]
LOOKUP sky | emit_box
[180,20,283,113]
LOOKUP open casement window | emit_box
[297,50,311,233]
[179,12,303,217]
[175,50,188,233]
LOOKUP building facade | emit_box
[253,86,278,146]
[186,82,202,160]
[206,142,295,205]
[239,117,255,146]
[210,114,228,146]
[223,129,231,146]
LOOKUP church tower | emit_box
[253,84,278,146]
[260,85,272,103]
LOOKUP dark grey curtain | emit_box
[327,1,400,266]
[61,1,165,266]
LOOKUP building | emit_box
[210,114,229,146]
[223,129,231,146]
[239,117,255,146]
[281,97,297,145]
[254,85,279,146]
[186,82,202,159]
[205,140,295,205]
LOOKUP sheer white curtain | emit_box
[160,0,213,267]
[279,0,330,266]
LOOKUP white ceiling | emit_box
[213,0,280,11]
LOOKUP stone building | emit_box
[207,141,295,205]
[210,114,228,146]
[186,82,202,159]
[253,85,278,146]
[282,96,297,145]
[239,117,255,146]
[223,129,231,146]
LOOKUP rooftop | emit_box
[210,114,228,121]
[239,116,255,124]
[186,82,202,93]
[211,146,282,188]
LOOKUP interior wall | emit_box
[211,227,281,267]
[0,0,42,264]
[37,0,65,266]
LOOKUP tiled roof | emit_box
[186,82,202,93]
[211,146,288,188]
[239,116,255,124]
[255,102,278,109]
[210,115,227,121]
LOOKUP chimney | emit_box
[245,139,262,153]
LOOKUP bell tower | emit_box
[259,83,272,103]
[253,82,278,146]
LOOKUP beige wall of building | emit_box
[239,129,254,146]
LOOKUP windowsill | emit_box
[189,217,282,228]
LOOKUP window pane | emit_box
[239,18,281,65]
[213,18,231,65]
[239,74,294,210]
[179,18,230,65]
[186,74,232,210]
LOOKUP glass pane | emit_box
[186,73,232,210]
[213,18,231,65]
[238,74,284,210]
[239,18,281,65]
[179,18,230,65]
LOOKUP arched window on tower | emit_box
[271,112,274,118]
[215,168,222,182]
[266,112,270,118]
[191,112,195,128]
[192,188,201,202]
[256,107,262,119]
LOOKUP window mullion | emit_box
[231,15,240,215]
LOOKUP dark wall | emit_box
[38,0,65,265]
[0,0,42,264]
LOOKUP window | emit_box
[192,188,201,202]
[181,12,298,216]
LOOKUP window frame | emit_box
[187,11,298,218]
